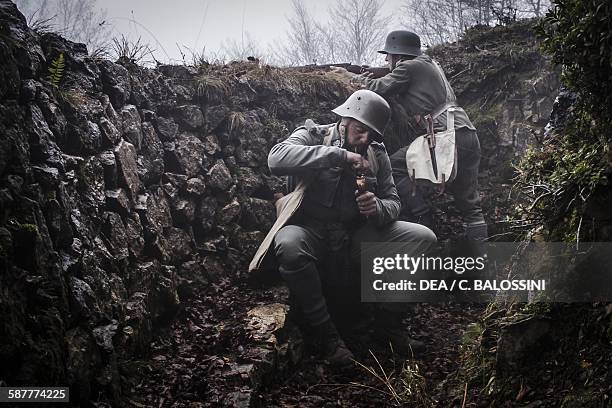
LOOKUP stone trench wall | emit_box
[0,1,352,402]
[0,1,559,404]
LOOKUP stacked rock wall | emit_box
[0,1,351,402]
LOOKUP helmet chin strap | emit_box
[339,120,347,148]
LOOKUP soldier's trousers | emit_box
[273,219,436,326]
[389,127,486,231]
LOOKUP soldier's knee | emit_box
[418,225,437,244]
[397,221,437,244]
[273,226,311,270]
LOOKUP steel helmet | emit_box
[378,30,422,57]
[332,89,390,137]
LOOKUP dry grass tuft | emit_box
[194,74,231,104]
[351,349,435,407]
[228,111,247,135]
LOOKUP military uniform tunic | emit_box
[264,121,436,325]
[363,54,486,227]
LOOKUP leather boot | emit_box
[373,310,426,355]
[310,319,355,367]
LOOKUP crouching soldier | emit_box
[249,90,436,367]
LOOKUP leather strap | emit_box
[429,60,457,120]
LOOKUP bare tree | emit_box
[401,0,461,45]
[14,0,111,55]
[400,0,551,46]
[272,0,336,66]
[330,0,392,65]
[314,20,341,63]
[284,0,322,64]
[517,0,550,17]
[274,0,390,66]
[55,0,110,54]
[400,0,497,46]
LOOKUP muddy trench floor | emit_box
[122,270,485,407]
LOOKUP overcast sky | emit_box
[101,0,406,63]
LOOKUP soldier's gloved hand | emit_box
[346,151,370,172]
[356,191,377,216]
[330,66,355,81]
[350,72,371,87]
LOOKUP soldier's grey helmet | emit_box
[332,89,390,137]
[378,30,422,57]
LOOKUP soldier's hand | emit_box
[346,152,370,171]
[363,71,376,78]
[351,72,374,87]
[355,191,377,216]
[330,66,355,81]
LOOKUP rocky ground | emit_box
[122,274,486,407]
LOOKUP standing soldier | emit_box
[249,90,436,367]
[343,31,488,244]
